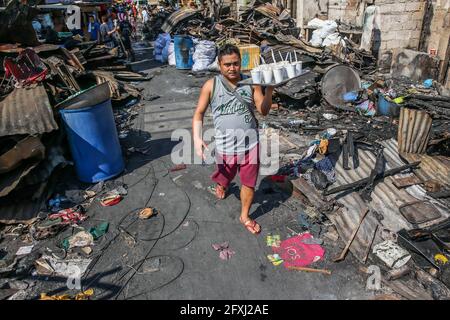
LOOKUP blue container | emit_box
[174,35,194,70]
[377,93,400,117]
[60,99,124,183]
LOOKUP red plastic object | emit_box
[3,48,48,87]
[170,164,187,172]
[269,175,286,183]
[100,194,122,207]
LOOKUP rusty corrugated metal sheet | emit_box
[398,108,432,154]
[329,138,450,263]
[254,4,281,20]
[0,182,49,225]
[0,84,58,137]
[161,9,201,33]
[401,153,450,187]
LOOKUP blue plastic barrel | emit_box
[174,35,194,70]
[59,98,124,183]
[377,93,400,117]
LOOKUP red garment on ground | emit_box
[273,233,325,268]
[48,208,87,225]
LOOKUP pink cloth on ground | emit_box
[273,233,325,268]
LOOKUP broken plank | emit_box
[393,176,423,189]
[333,208,369,262]
[291,177,333,212]
[381,278,433,300]
[330,195,379,264]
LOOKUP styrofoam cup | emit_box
[294,61,303,75]
[251,69,262,84]
[286,63,296,78]
[262,69,273,84]
[273,66,285,84]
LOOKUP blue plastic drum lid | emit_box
[60,99,125,183]
[377,93,400,117]
[174,35,194,70]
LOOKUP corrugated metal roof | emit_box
[0,182,48,225]
[328,138,450,263]
[398,108,433,154]
[161,9,201,33]
[401,153,450,187]
[0,84,58,137]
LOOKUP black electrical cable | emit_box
[122,255,185,300]
[82,163,159,291]
[82,156,195,300]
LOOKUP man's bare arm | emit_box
[253,85,274,116]
[192,79,213,159]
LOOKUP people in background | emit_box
[141,5,149,24]
[118,14,133,60]
[88,15,101,42]
[100,15,116,48]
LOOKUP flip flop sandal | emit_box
[241,219,261,235]
[208,185,226,200]
[139,207,156,219]
[100,193,122,206]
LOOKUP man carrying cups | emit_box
[192,44,274,235]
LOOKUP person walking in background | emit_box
[100,15,117,48]
[118,13,134,60]
[88,15,100,42]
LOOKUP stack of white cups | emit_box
[250,52,303,85]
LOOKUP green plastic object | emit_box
[89,222,109,240]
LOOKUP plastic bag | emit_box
[322,33,344,47]
[207,57,220,71]
[168,42,175,66]
[307,18,327,29]
[192,40,217,72]
[154,33,171,63]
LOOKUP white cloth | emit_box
[142,9,149,23]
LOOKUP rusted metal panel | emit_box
[161,9,201,33]
[399,201,442,225]
[393,176,423,188]
[0,136,45,174]
[0,181,49,225]
[401,153,450,188]
[398,107,433,154]
[328,138,450,263]
[0,84,58,137]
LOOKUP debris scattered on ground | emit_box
[273,233,325,268]
[212,242,235,260]
[40,288,94,300]
[138,208,156,220]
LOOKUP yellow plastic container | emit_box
[238,44,260,71]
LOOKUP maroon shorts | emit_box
[211,144,260,189]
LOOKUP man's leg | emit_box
[238,144,261,233]
[240,185,256,222]
[211,153,238,199]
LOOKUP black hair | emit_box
[218,44,241,62]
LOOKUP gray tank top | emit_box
[210,75,259,155]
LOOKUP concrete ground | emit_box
[3,41,377,300]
